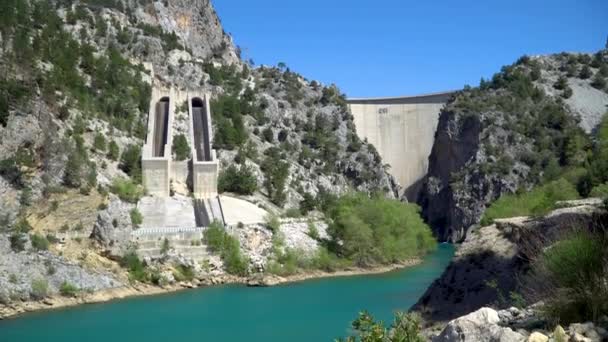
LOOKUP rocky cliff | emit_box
[0,0,398,306]
[413,198,607,322]
[419,51,608,242]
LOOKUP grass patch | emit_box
[110,177,144,203]
[173,265,195,282]
[533,231,608,324]
[30,278,49,300]
[30,233,50,251]
[130,208,143,227]
[481,178,579,226]
[119,251,149,283]
[59,281,79,297]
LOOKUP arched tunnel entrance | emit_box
[192,97,212,162]
[153,97,170,157]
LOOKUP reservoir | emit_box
[0,244,454,341]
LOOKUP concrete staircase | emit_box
[132,227,211,260]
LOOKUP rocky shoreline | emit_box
[0,259,421,320]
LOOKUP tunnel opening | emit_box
[153,97,170,157]
[192,97,212,162]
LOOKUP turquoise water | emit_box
[0,244,453,342]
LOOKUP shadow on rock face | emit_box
[412,250,521,322]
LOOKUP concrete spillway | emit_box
[193,199,211,227]
[347,91,455,200]
[153,98,170,157]
[192,97,212,162]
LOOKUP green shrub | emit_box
[217,164,257,195]
[262,127,274,143]
[172,134,190,161]
[284,208,301,218]
[30,278,49,300]
[107,141,120,161]
[589,182,608,198]
[299,192,316,214]
[266,247,311,276]
[59,281,79,297]
[481,178,579,226]
[63,150,85,188]
[261,148,289,206]
[591,74,607,90]
[120,251,149,283]
[307,221,320,240]
[536,231,608,324]
[310,247,346,272]
[110,178,144,203]
[325,193,436,267]
[30,233,50,251]
[338,311,425,342]
[554,76,568,90]
[130,208,143,227]
[211,94,248,149]
[579,65,592,79]
[160,238,170,255]
[119,145,142,183]
[9,233,27,252]
[93,133,106,152]
[46,234,60,244]
[203,222,249,276]
[265,214,280,233]
[173,265,195,282]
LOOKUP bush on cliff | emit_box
[172,134,190,161]
[119,145,142,183]
[203,222,249,276]
[217,164,257,195]
[110,177,144,203]
[120,251,149,283]
[480,178,579,226]
[533,231,608,324]
[324,193,436,267]
[577,112,608,196]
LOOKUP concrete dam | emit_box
[348,91,455,200]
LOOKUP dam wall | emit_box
[348,92,454,200]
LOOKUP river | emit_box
[0,244,453,341]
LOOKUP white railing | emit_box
[132,226,206,237]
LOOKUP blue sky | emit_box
[214,0,608,98]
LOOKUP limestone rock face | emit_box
[433,308,526,342]
[151,0,239,64]
[90,194,135,257]
[0,234,121,303]
[419,51,608,242]
[413,202,605,322]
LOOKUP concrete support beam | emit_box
[188,93,219,199]
[142,88,175,197]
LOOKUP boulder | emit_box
[553,325,567,342]
[527,332,548,342]
[90,194,135,257]
[434,308,526,342]
[568,323,605,342]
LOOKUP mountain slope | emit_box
[419,51,608,242]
